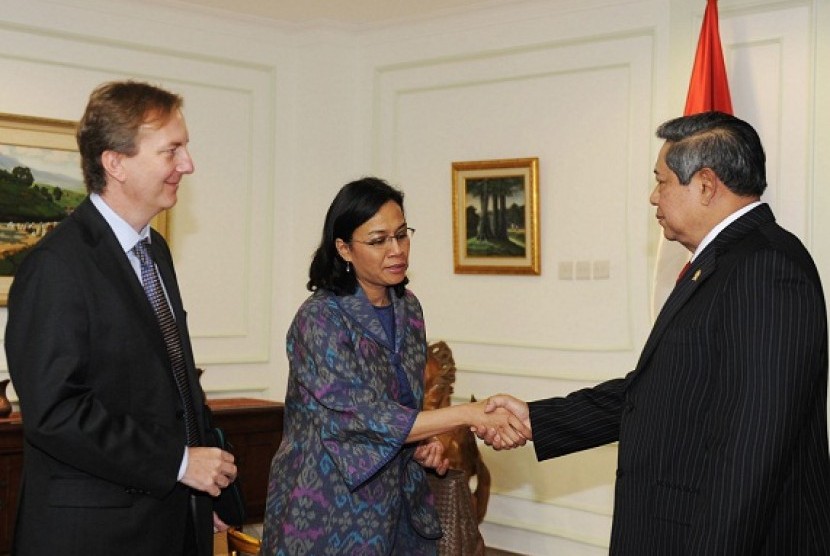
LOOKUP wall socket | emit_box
[558,260,611,280]
[575,260,592,280]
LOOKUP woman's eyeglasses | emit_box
[351,227,415,249]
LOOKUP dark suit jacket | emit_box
[5,198,215,556]
[529,204,830,555]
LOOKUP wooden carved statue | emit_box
[423,341,491,524]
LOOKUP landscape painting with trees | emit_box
[0,114,83,304]
[464,175,526,257]
[452,158,540,275]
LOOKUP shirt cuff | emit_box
[177,446,188,481]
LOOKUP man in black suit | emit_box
[5,81,237,555]
[482,112,830,554]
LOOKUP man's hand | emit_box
[181,447,237,496]
[473,394,533,450]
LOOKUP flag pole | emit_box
[651,0,732,318]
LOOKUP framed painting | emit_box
[0,113,168,305]
[451,157,540,275]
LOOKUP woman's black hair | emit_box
[307,176,409,297]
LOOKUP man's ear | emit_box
[335,238,351,263]
[697,167,720,206]
[101,150,125,183]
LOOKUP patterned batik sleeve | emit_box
[288,299,418,491]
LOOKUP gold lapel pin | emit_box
[692,269,701,281]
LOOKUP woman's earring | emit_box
[346,261,351,273]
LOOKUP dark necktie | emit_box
[133,239,199,446]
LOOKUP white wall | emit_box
[1,0,828,553]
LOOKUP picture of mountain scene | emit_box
[463,175,527,258]
[0,143,85,276]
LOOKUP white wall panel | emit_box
[374,33,655,381]
[0,9,278,374]
[722,5,810,241]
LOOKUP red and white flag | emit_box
[652,0,732,316]
[684,0,732,115]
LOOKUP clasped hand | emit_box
[414,437,450,475]
[473,394,533,451]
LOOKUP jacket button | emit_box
[616,469,625,478]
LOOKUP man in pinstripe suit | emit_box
[481,112,830,554]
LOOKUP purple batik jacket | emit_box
[261,286,441,555]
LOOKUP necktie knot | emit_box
[132,239,152,267]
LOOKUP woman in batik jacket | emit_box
[261,177,528,555]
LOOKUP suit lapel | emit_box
[635,204,775,372]
[636,250,715,370]
[74,199,207,440]
[148,236,207,416]
[149,237,185,322]
[73,199,162,336]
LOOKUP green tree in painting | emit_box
[0,163,85,277]
[465,205,479,238]
[0,165,81,222]
[464,175,526,257]
[466,178,494,241]
[12,166,34,186]
[490,177,523,242]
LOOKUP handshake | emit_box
[471,394,532,451]
[412,393,532,475]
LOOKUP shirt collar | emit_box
[691,200,762,262]
[90,193,150,253]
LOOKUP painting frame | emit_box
[0,113,169,306]
[451,157,540,275]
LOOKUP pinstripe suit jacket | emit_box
[529,204,830,555]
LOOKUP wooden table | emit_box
[0,413,23,555]
[208,398,284,523]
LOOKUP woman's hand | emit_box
[413,437,450,475]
